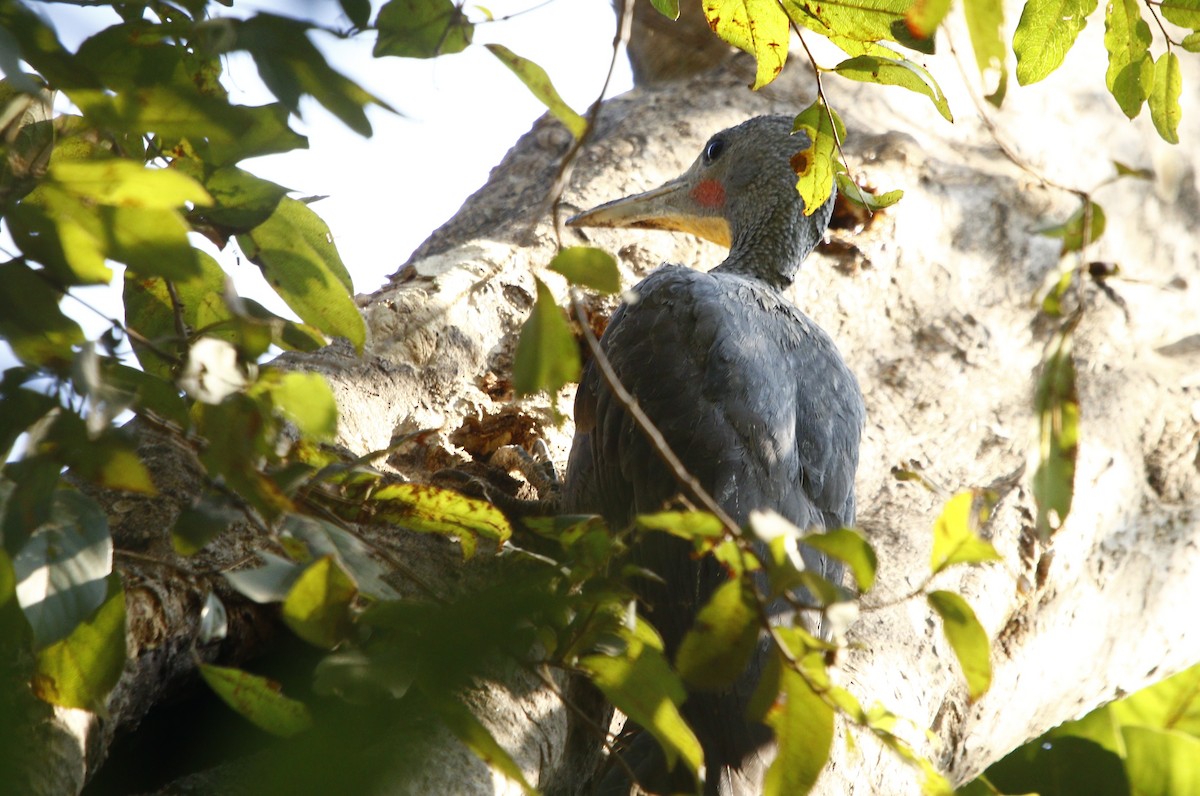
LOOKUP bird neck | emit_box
[713,198,815,291]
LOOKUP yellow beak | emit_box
[567,175,733,249]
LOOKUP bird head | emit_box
[567,115,835,256]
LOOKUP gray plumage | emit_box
[564,116,864,795]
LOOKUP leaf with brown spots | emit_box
[703,0,790,89]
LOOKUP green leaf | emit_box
[512,277,581,397]
[927,590,992,699]
[1109,660,1200,736]
[199,662,313,737]
[49,159,212,209]
[374,0,474,58]
[963,0,1008,104]
[1033,335,1078,540]
[1123,726,1200,796]
[1038,199,1107,253]
[635,510,726,541]
[548,246,621,294]
[427,694,538,795]
[371,482,512,558]
[0,260,84,366]
[652,0,682,19]
[832,54,952,121]
[485,45,586,139]
[803,528,877,592]
[703,0,790,89]
[1160,0,1200,27]
[32,573,126,713]
[930,490,1002,575]
[835,173,904,211]
[256,370,338,441]
[340,0,372,28]
[763,653,835,796]
[1013,0,1099,85]
[13,490,113,649]
[194,166,290,233]
[984,735,1128,796]
[1183,31,1200,53]
[580,618,704,779]
[236,197,364,352]
[676,578,760,690]
[1148,51,1182,145]
[1104,0,1153,119]
[172,494,243,556]
[905,0,952,38]
[783,0,934,52]
[791,100,844,217]
[282,515,400,600]
[282,555,356,649]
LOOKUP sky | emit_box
[18,0,634,340]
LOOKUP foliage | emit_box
[0,0,1194,793]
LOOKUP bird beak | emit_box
[567,175,733,249]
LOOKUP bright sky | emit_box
[18,0,633,341]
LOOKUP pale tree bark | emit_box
[26,6,1200,794]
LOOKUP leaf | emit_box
[199,662,313,737]
[835,173,904,211]
[340,0,372,28]
[636,510,726,541]
[791,100,844,217]
[49,159,211,209]
[548,246,621,294]
[1033,335,1078,541]
[930,490,1002,575]
[1183,31,1200,53]
[427,694,538,795]
[652,0,682,19]
[832,54,953,121]
[282,516,399,600]
[371,482,512,558]
[985,735,1128,796]
[512,277,581,398]
[1104,0,1153,119]
[1160,0,1200,27]
[236,197,365,352]
[1108,661,1200,736]
[782,0,935,54]
[1148,51,1182,145]
[963,0,1008,104]
[374,0,473,58]
[31,573,126,713]
[485,45,586,139]
[0,259,84,366]
[763,653,835,796]
[224,552,305,604]
[1013,0,1100,86]
[579,618,704,779]
[1038,199,1107,253]
[905,0,951,38]
[283,555,356,649]
[675,578,760,690]
[804,528,877,592]
[13,490,113,649]
[194,166,290,233]
[1122,727,1200,796]
[172,494,243,556]
[255,370,338,441]
[927,590,992,699]
[703,0,790,89]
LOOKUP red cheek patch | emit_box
[691,179,726,209]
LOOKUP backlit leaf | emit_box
[636,511,725,541]
[512,277,580,397]
[548,246,621,294]
[676,578,759,690]
[372,482,512,558]
[763,652,835,796]
[832,54,952,121]
[930,490,1001,575]
[283,555,356,649]
[652,0,682,19]
[236,197,364,352]
[282,515,400,600]
[963,0,1007,104]
[836,173,904,211]
[486,45,586,139]
[1104,0,1152,119]
[1033,335,1078,540]
[782,0,934,54]
[905,0,951,38]
[1160,0,1200,27]
[256,370,337,441]
[0,259,85,366]
[804,527,877,592]
[1037,199,1107,253]
[928,590,992,699]
[1122,727,1200,796]
[704,0,790,89]
[1148,51,1182,145]
[49,159,211,209]
[374,0,473,58]
[172,494,243,556]
[791,100,843,217]
[224,552,305,604]
[32,573,126,713]
[580,618,703,779]
[200,662,313,737]
[1013,0,1099,85]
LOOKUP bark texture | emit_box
[31,8,1200,795]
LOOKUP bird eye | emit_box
[702,137,726,164]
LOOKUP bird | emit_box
[562,115,865,795]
